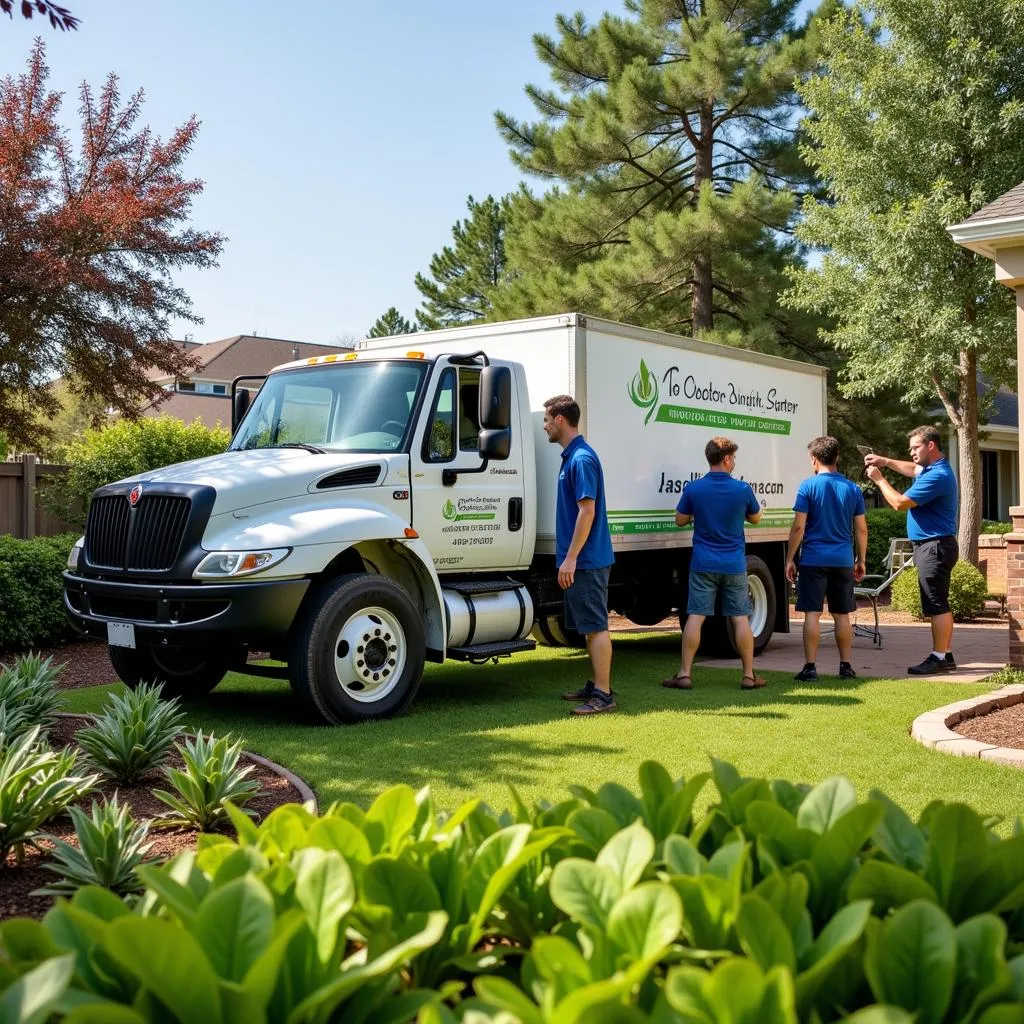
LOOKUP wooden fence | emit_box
[0,455,78,539]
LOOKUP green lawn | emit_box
[63,635,1024,823]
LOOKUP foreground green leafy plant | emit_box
[1,760,1022,1022]
[35,794,155,897]
[153,730,261,830]
[0,727,97,865]
[76,682,185,784]
[0,653,63,740]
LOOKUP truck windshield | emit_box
[230,361,428,453]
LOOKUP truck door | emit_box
[410,360,527,572]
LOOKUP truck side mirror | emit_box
[479,366,511,430]
[479,427,511,461]
[232,388,251,434]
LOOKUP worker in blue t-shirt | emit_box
[542,394,616,715]
[865,425,959,675]
[785,436,868,681]
[662,436,766,692]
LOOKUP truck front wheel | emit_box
[289,573,425,724]
[108,647,231,700]
[531,614,586,648]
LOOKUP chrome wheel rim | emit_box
[333,605,407,703]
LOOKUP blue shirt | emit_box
[677,471,760,574]
[556,436,614,569]
[793,472,866,568]
[904,458,958,541]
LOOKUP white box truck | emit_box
[64,314,826,723]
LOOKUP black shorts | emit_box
[913,536,958,616]
[796,565,856,614]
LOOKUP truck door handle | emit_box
[508,497,523,532]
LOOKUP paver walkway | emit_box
[699,620,1008,682]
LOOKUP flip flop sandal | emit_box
[661,674,693,689]
[741,675,768,690]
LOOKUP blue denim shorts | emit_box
[687,570,750,617]
[563,565,611,635]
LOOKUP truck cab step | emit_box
[447,638,536,661]
[442,578,524,595]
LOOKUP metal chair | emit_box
[852,538,915,648]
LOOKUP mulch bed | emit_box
[1,716,302,922]
[955,701,1024,751]
[1,639,117,690]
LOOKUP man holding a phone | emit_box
[864,427,959,674]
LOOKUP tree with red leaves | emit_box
[1,2,78,32]
[0,42,224,448]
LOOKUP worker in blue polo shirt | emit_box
[865,425,959,674]
[541,394,616,715]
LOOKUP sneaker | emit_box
[839,662,857,679]
[572,690,617,715]
[794,663,817,682]
[908,654,952,676]
[945,652,956,669]
[561,680,594,701]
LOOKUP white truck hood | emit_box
[132,449,399,515]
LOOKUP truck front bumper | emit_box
[63,571,310,649]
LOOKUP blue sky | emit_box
[1,0,815,347]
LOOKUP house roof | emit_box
[962,181,1024,225]
[141,392,231,429]
[145,335,349,384]
[984,384,1019,430]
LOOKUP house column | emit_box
[1007,286,1024,667]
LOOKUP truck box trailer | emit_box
[64,313,827,723]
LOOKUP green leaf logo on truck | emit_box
[627,358,659,425]
[442,499,457,521]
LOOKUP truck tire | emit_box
[108,646,230,700]
[531,614,586,648]
[700,555,776,657]
[289,573,425,724]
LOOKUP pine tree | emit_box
[367,307,416,338]
[492,0,819,338]
[786,0,1024,563]
[415,194,512,330]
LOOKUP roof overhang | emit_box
[947,215,1024,259]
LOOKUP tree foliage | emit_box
[367,307,416,338]
[0,42,223,449]
[492,0,819,338]
[415,194,512,329]
[786,0,1024,561]
[0,1,77,31]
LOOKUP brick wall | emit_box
[978,535,1008,594]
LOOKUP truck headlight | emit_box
[67,537,84,571]
[193,548,290,578]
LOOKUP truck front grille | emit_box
[85,494,192,571]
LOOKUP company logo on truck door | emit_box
[627,359,659,425]
[440,497,499,522]
[626,360,797,435]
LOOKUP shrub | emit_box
[864,508,908,575]
[0,654,64,741]
[53,416,230,530]
[0,727,97,864]
[981,519,1012,534]
[153,731,261,830]
[2,759,1023,1022]
[0,534,79,650]
[36,795,154,897]
[76,683,185,785]
[892,560,988,621]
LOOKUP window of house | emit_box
[424,369,455,462]
[177,382,196,392]
[982,449,999,522]
[457,369,481,452]
[213,384,227,395]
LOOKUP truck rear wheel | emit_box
[700,555,776,657]
[289,573,425,724]
[531,614,586,648]
[108,647,231,700]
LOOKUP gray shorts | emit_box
[563,566,611,635]
[687,570,750,617]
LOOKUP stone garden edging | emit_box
[909,684,1024,767]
